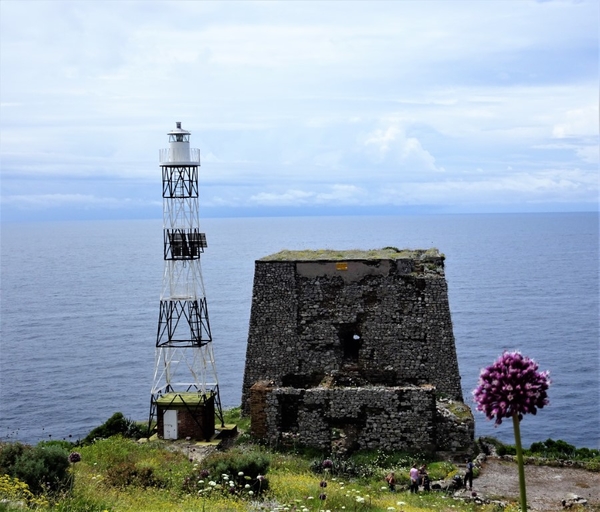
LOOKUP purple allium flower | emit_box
[473,351,550,426]
[68,452,81,464]
[322,459,333,469]
[320,480,328,488]
[200,469,210,478]
[319,493,327,500]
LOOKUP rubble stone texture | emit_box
[241,248,474,452]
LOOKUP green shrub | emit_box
[204,449,270,479]
[188,448,271,496]
[0,442,70,495]
[82,412,143,444]
[105,460,164,488]
[0,442,26,473]
[496,443,516,456]
[38,440,75,451]
[527,438,600,460]
[479,437,600,464]
[529,438,576,458]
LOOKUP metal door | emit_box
[163,409,178,439]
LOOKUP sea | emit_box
[1,213,598,449]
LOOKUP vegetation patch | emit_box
[261,247,442,261]
[2,412,599,511]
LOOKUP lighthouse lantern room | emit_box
[149,122,224,441]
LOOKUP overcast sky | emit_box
[1,0,598,221]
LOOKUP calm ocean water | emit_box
[1,213,598,448]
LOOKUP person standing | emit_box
[465,458,474,491]
[409,464,419,493]
[385,471,396,492]
[419,465,430,492]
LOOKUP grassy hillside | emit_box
[1,409,598,512]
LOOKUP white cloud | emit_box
[552,105,599,139]
[0,193,159,210]
[249,189,314,206]
[248,184,365,207]
[363,125,443,173]
[0,0,597,219]
[314,184,365,204]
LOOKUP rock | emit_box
[562,493,588,508]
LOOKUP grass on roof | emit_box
[260,247,442,261]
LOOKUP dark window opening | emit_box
[280,397,299,432]
[338,323,361,362]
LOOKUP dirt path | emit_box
[472,458,600,511]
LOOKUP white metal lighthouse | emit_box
[149,122,223,441]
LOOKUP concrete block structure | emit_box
[241,248,474,454]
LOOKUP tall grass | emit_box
[6,410,593,512]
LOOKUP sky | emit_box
[0,0,598,222]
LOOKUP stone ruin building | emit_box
[241,248,474,455]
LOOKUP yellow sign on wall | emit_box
[336,262,348,271]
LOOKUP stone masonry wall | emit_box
[241,251,473,452]
[263,385,438,452]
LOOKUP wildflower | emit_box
[322,459,333,469]
[200,469,209,478]
[473,351,550,512]
[245,483,251,489]
[68,452,81,464]
[320,480,327,488]
[248,490,254,495]
[473,351,550,426]
[319,493,326,500]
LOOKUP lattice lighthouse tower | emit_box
[149,122,223,441]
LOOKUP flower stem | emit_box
[512,412,527,512]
